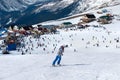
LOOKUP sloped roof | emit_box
[99,16,111,20]
[62,22,72,25]
[22,25,33,30]
[85,14,96,18]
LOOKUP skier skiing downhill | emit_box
[52,45,67,66]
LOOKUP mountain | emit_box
[0,0,50,12]
[0,0,50,27]
[0,0,119,27]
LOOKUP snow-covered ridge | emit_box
[0,0,48,12]
[87,0,120,10]
[34,0,75,13]
[34,0,120,14]
[1,0,119,12]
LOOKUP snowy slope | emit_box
[1,27,120,80]
[0,3,120,80]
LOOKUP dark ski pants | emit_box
[52,55,61,65]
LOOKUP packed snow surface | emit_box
[1,26,120,80]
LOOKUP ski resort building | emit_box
[81,14,96,23]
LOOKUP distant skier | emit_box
[52,45,68,66]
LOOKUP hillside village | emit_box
[0,3,120,55]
